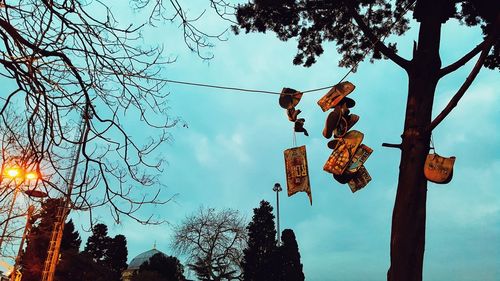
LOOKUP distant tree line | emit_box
[14,198,305,281]
[19,199,128,281]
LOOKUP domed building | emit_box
[121,247,167,281]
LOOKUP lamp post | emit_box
[9,205,34,281]
[273,183,282,246]
[9,184,47,281]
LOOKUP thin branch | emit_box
[439,39,488,78]
[428,37,494,132]
[348,5,411,71]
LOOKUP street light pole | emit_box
[10,205,35,281]
[273,183,283,246]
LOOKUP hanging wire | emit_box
[0,1,416,101]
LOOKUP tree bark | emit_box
[387,14,443,281]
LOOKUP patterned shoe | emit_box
[317,81,355,112]
[323,130,364,175]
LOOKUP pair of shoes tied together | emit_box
[319,81,373,192]
[280,88,308,136]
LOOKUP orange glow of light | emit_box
[25,172,39,180]
[5,167,21,178]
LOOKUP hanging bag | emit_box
[424,153,456,184]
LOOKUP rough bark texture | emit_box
[387,11,443,281]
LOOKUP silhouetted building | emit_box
[122,248,166,281]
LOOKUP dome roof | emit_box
[128,248,166,270]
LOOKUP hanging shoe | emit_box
[327,138,340,150]
[339,97,356,109]
[322,108,341,139]
[294,118,309,136]
[287,108,301,122]
[347,144,373,174]
[333,172,355,184]
[348,165,372,192]
[334,114,359,138]
[317,81,355,112]
[279,88,303,109]
[323,130,364,175]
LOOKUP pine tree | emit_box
[84,223,111,262]
[20,198,63,281]
[60,219,82,252]
[55,219,84,280]
[277,229,304,281]
[242,200,278,281]
[104,234,128,281]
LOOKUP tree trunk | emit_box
[387,14,443,281]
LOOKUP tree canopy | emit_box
[235,0,499,69]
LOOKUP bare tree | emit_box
[0,0,229,225]
[172,207,248,281]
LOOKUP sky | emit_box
[2,1,500,281]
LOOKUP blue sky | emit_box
[76,3,500,279]
[1,1,498,280]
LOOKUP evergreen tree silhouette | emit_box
[60,219,82,252]
[242,200,277,281]
[277,229,304,281]
[104,234,128,281]
[20,198,62,281]
[83,223,111,262]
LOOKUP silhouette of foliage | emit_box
[235,0,499,69]
[132,252,186,281]
[57,223,128,281]
[55,251,113,281]
[105,234,128,281]
[60,219,82,253]
[276,229,304,281]
[242,200,277,281]
[20,198,61,281]
[84,223,111,263]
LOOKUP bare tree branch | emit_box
[428,36,495,132]
[348,4,411,71]
[439,39,488,78]
[0,0,222,225]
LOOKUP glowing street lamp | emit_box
[25,171,38,180]
[5,168,20,178]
